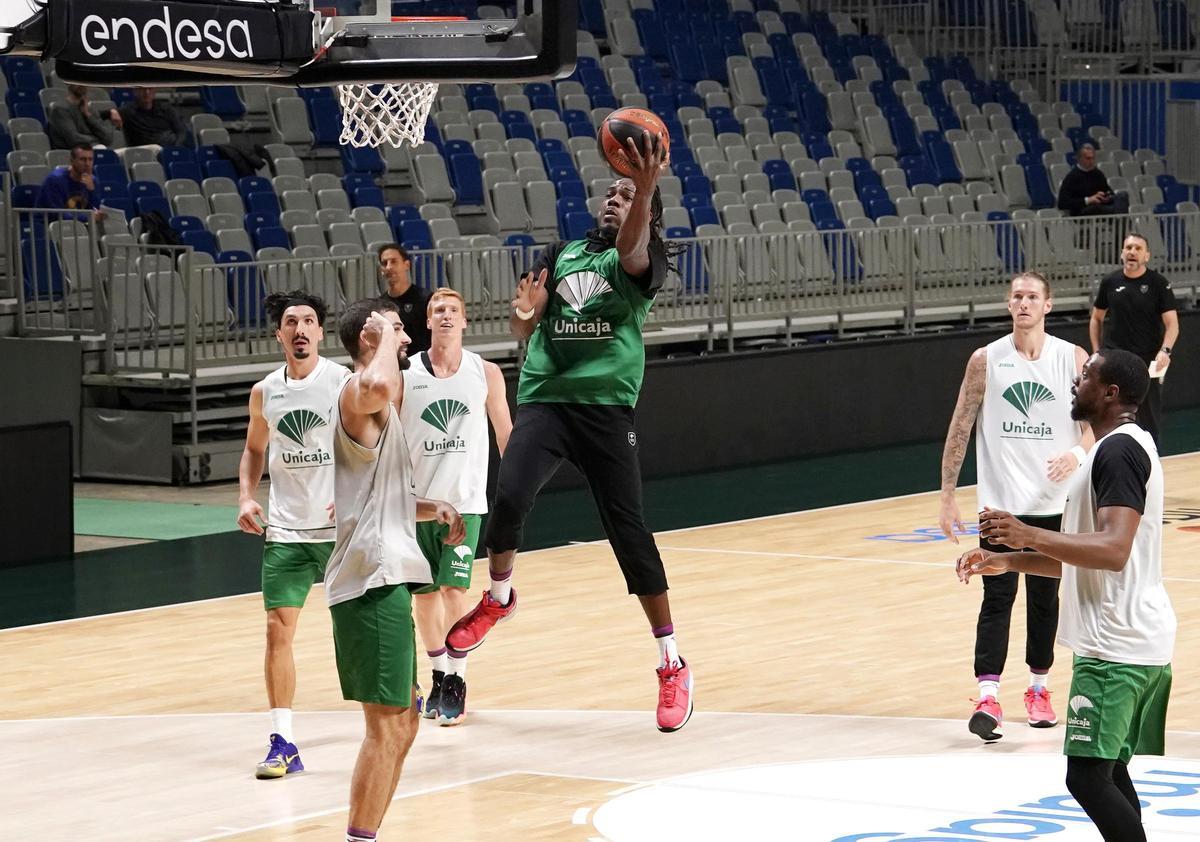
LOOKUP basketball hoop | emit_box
[338,81,438,148]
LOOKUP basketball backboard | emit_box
[0,0,576,86]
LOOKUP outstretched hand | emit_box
[622,129,669,194]
[956,548,1010,583]
[979,507,1033,550]
[512,267,549,316]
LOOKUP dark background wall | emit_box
[510,310,1199,487]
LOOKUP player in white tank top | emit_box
[396,288,513,725]
[329,297,465,841]
[939,272,1094,740]
[236,291,348,778]
[959,348,1174,841]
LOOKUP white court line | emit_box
[653,543,1200,584]
[572,808,591,824]
[184,770,515,842]
[10,450,1198,633]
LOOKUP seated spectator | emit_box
[119,87,189,148]
[48,85,122,150]
[35,143,105,221]
[1056,143,1129,216]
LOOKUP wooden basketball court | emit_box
[4,454,1200,840]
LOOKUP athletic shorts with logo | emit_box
[413,514,481,594]
[329,584,418,708]
[1064,654,1172,764]
[262,541,332,610]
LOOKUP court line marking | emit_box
[10,451,1197,633]
[652,543,1200,584]
[7,708,1200,737]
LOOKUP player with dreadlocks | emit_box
[444,130,695,733]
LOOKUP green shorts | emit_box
[1064,655,1173,764]
[262,541,332,610]
[413,514,481,595]
[329,584,418,708]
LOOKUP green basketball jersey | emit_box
[517,241,655,407]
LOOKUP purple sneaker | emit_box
[255,733,304,779]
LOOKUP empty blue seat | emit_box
[220,250,266,326]
[557,180,587,200]
[341,146,385,175]
[308,98,342,147]
[246,191,281,216]
[506,122,537,142]
[136,196,171,218]
[182,229,219,257]
[762,160,796,192]
[169,215,204,235]
[21,232,64,301]
[96,164,128,187]
[243,212,278,232]
[353,186,386,210]
[689,205,720,228]
[447,154,483,205]
[253,226,290,251]
[200,87,245,119]
[1023,164,1055,209]
[167,161,202,182]
[400,218,432,248]
[203,159,238,180]
[563,210,593,240]
[159,146,196,167]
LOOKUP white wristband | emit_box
[514,306,535,320]
[1069,445,1087,463]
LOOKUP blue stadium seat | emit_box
[243,212,278,232]
[400,218,432,248]
[159,146,196,167]
[253,226,291,251]
[900,156,938,187]
[96,164,128,187]
[21,232,64,301]
[556,196,587,232]
[689,205,720,228]
[633,9,670,60]
[341,146,385,175]
[169,215,204,235]
[506,122,537,142]
[220,250,266,326]
[987,210,1024,272]
[203,159,238,180]
[447,154,484,205]
[182,229,219,257]
[352,186,386,210]
[681,192,713,212]
[200,87,245,120]
[246,191,281,216]
[762,160,797,192]
[557,180,587,200]
[1023,164,1055,209]
[128,181,164,200]
[388,205,420,240]
[505,233,537,247]
[926,139,963,184]
[664,226,693,238]
[866,197,897,220]
[167,162,202,183]
[308,98,342,147]
[238,177,272,200]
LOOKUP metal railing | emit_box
[8,204,1199,369]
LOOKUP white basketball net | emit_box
[338,82,439,148]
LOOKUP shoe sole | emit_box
[422,707,440,720]
[969,710,1003,742]
[657,674,695,733]
[255,762,303,779]
[449,603,517,653]
[1028,718,1058,728]
[438,715,465,726]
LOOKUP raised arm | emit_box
[616,131,668,279]
[510,268,550,341]
[976,504,1141,574]
[483,360,513,455]
[236,383,270,535]
[339,311,401,447]
[938,348,987,542]
[1089,306,1106,353]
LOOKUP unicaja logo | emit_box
[1002,381,1055,418]
[80,9,255,60]
[278,409,327,447]
[421,399,469,434]
[557,271,613,312]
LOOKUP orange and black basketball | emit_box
[599,107,671,177]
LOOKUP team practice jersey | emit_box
[976,334,1081,515]
[400,350,490,514]
[325,382,429,607]
[260,357,349,542]
[1058,424,1175,666]
[518,240,658,407]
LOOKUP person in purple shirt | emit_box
[35,144,105,222]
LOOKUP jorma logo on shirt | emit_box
[1000,381,1055,440]
[551,271,615,339]
[276,409,332,467]
[420,399,468,455]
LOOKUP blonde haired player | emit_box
[398,287,512,725]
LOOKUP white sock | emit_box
[978,680,1000,701]
[489,572,512,606]
[1031,672,1049,691]
[447,652,468,678]
[656,634,679,668]
[430,650,449,674]
[270,708,294,743]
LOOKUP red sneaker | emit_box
[656,657,694,733]
[969,696,1003,742]
[1025,686,1057,728]
[446,589,517,652]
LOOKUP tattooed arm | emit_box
[938,348,987,544]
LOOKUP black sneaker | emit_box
[438,674,466,726]
[423,670,445,720]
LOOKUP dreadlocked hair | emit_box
[584,186,687,274]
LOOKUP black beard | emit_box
[292,347,310,359]
[398,352,411,370]
[1070,403,1088,422]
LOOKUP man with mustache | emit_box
[237,290,348,778]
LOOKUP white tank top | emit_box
[325,380,431,607]
[399,349,491,514]
[260,357,349,543]
[975,334,1082,515]
[1059,424,1174,665]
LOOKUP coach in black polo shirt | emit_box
[378,243,432,353]
[1089,233,1180,445]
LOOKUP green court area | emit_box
[74,498,242,541]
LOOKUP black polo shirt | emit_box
[385,285,433,353]
[1094,270,1177,363]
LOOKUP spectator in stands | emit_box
[379,243,432,352]
[35,143,104,221]
[47,85,122,150]
[119,87,188,148]
[1057,144,1129,217]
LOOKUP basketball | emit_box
[599,107,671,177]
